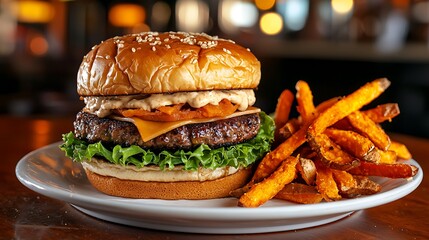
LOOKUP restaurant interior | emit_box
[1,0,428,138]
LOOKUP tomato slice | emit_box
[117,99,239,122]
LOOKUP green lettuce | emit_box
[60,112,274,171]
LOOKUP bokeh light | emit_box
[260,12,283,35]
[229,1,258,28]
[15,0,55,23]
[29,35,48,56]
[331,0,354,14]
[277,0,309,31]
[108,4,145,27]
[176,0,209,32]
[255,0,276,10]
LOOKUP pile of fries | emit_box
[232,78,418,207]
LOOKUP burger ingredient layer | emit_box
[84,89,256,117]
[82,159,241,181]
[61,112,274,171]
[74,111,260,150]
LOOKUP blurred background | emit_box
[0,0,428,138]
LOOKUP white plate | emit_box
[16,142,423,234]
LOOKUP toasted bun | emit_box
[77,32,261,96]
[83,166,252,200]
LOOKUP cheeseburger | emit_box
[60,32,274,200]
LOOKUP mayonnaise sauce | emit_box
[84,89,256,117]
[81,159,241,182]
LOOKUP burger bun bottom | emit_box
[83,166,253,200]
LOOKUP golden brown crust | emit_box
[84,166,253,200]
[77,32,261,96]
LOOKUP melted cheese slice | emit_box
[114,107,261,142]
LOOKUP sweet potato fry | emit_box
[362,103,400,123]
[277,118,300,141]
[332,169,356,193]
[331,118,354,131]
[325,128,379,162]
[348,160,418,178]
[315,97,342,113]
[315,160,342,201]
[296,80,316,124]
[309,133,360,170]
[297,157,317,185]
[238,156,299,208]
[275,183,323,204]
[274,89,294,130]
[378,149,397,164]
[347,110,391,151]
[389,141,412,160]
[295,145,318,160]
[308,78,391,135]
[341,176,381,198]
[251,125,308,183]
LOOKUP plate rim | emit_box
[16,142,424,222]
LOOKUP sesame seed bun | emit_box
[60,32,272,201]
[77,32,261,96]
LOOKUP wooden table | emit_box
[1,115,428,239]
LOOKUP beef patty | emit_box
[74,111,260,150]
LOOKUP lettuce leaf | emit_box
[60,112,274,171]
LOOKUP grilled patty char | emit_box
[74,111,260,150]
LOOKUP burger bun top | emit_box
[77,32,261,96]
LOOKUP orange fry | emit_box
[297,157,317,185]
[389,141,412,160]
[332,169,356,193]
[277,118,300,140]
[315,160,342,201]
[347,110,391,151]
[295,80,316,124]
[251,124,308,183]
[239,156,299,208]
[325,128,380,162]
[274,89,294,130]
[378,149,397,164]
[362,103,400,123]
[275,183,323,204]
[341,176,381,198]
[308,78,391,135]
[315,97,342,113]
[310,133,360,171]
[348,161,418,178]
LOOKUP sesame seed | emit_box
[223,48,231,54]
[131,47,136,52]
[169,34,180,40]
[152,46,156,51]
[136,36,144,43]
[105,55,110,59]
[165,44,171,49]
